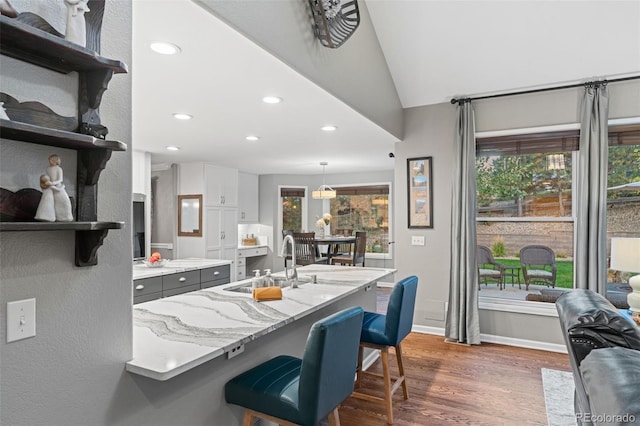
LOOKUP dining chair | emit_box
[331,231,366,266]
[225,306,364,426]
[293,232,328,266]
[351,275,418,424]
[477,245,505,290]
[520,245,557,290]
[332,229,354,257]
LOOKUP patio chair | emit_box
[519,245,557,291]
[477,245,505,290]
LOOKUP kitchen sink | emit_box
[224,275,314,293]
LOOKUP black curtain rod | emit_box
[450,75,640,105]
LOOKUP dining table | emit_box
[314,235,357,263]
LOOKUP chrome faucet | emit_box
[280,234,298,284]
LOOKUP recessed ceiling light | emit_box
[245,135,260,141]
[321,125,337,132]
[150,42,181,55]
[262,96,282,104]
[172,113,192,120]
[166,146,180,151]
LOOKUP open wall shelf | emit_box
[0,12,128,267]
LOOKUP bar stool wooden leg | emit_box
[355,344,364,388]
[328,407,341,426]
[395,343,408,400]
[381,347,393,424]
[242,410,254,426]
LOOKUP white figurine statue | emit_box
[46,154,74,221]
[64,0,90,47]
[34,175,56,222]
[0,102,9,120]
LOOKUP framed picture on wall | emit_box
[407,156,433,228]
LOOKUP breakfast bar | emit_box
[127,264,395,381]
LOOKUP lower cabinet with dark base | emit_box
[133,263,232,304]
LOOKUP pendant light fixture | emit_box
[312,162,336,199]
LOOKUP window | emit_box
[328,184,391,254]
[476,123,640,304]
[281,187,305,232]
[606,125,640,289]
[476,130,577,300]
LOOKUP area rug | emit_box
[542,368,576,426]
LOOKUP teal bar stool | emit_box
[225,306,364,426]
[352,276,418,424]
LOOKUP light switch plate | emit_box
[7,298,36,343]
[411,236,425,246]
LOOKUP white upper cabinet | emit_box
[238,172,259,223]
[205,164,238,207]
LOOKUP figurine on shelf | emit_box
[64,0,90,47]
[0,0,18,18]
[0,102,9,120]
[34,175,56,222]
[46,154,73,221]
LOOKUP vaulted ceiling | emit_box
[132,1,640,175]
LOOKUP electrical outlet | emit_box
[226,343,245,359]
[411,236,425,246]
[7,298,36,343]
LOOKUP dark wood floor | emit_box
[337,287,572,425]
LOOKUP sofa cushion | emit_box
[580,347,640,424]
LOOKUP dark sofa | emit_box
[556,289,640,425]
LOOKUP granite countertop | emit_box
[237,244,268,249]
[133,258,233,280]
[126,265,395,381]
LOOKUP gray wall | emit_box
[0,1,133,424]
[195,0,404,140]
[395,81,640,344]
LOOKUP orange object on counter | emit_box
[252,287,282,301]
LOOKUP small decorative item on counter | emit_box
[144,252,168,268]
[242,234,257,246]
[251,270,262,289]
[264,269,274,287]
[252,286,282,301]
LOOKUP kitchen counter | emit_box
[132,258,232,280]
[237,244,268,249]
[126,265,395,381]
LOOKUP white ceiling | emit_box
[367,0,640,108]
[132,1,398,176]
[132,1,640,175]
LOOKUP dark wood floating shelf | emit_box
[0,221,124,267]
[0,119,126,151]
[0,15,127,75]
[0,221,123,232]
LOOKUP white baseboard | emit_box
[411,325,567,354]
[362,349,380,371]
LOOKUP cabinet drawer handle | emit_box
[135,284,144,290]
[179,277,186,282]
[214,271,220,275]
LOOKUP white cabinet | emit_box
[205,207,238,277]
[237,246,268,281]
[238,172,259,223]
[205,164,238,206]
